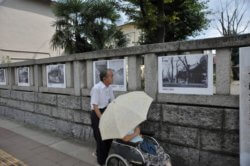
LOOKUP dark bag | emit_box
[139,139,157,156]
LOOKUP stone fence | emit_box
[1,34,250,166]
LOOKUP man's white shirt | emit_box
[90,81,115,110]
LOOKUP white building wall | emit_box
[0,0,61,63]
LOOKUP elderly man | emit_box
[90,69,114,166]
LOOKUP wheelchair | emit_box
[105,133,169,166]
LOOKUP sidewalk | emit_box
[0,118,96,166]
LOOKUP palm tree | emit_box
[51,0,127,54]
[51,0,92,54]
[81,0,127,50]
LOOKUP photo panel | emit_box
[17,67,30,86]
[108,59,127,91]
[158,54,213,95]
[0,68,6,85]
[47,64,66,88]
[93,60,108,85]
[93,59,127,91]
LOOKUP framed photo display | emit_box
[17,67,30,86]
[158,54,213,95]
[93,59,127,91]
[0,68,6,85]
[93,60,108,85]
[47,64,66,88]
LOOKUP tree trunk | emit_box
[155,0,165,43]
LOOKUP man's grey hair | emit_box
[100,68,112,81]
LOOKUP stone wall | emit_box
[0,34,247,166]
[0,89,239,166]
[0,89,93,142]
[145,103,239,166]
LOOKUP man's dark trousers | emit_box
[91,108,112,165]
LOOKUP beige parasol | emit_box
[99,91,153,140]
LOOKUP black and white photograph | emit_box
[158,54,213,95]
[108,59,127,91]
[17,67,30,86]
[47,64,66,88]
[0,69,6,85]
[93,59,127,91]
[93,60,108,85]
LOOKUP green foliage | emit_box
[51,0,127,54]
[117,0,210,44]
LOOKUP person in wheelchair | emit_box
[121,127,172,166]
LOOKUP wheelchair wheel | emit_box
[106,154,129,166]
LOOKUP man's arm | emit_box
[91,88,102,118]
[93,104,102,119]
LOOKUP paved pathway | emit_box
[0,118,96,166]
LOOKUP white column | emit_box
[144,53,158,99]
[216,49,231,94]
[239,47,250,166]
[128,56,142,91]
[86,60,93,89]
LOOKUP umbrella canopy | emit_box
[99,91,153,140]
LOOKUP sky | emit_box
[117,0,250,39]
[194,0,250,39]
